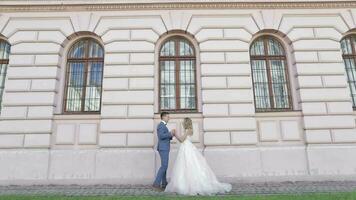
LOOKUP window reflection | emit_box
[250,36,292,112]
[159,37,197,112]
[0,40,10,113]
[64,38,104,113]
[341,35,356,108]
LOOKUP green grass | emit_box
[1,192,356,200]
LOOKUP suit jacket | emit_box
[156,121,173,151]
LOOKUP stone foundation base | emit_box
[1,145,356,185]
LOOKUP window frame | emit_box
[0,39,10,113]
[341,34,356,110]
[158,36,198,113]
[62,37,104,114]
[250,35,293,112]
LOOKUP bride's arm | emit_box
[175,129,192,143]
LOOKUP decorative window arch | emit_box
[0,40,10,113]
[159,36,197,112]
[250,35,292,112]
[341,35,356,109]
[63,37,104,113]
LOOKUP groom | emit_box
[152,111,176,191]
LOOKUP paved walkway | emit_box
[1,181,356,196]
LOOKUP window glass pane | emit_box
[160,60,176,110]
[0,88,3,107]
[87,62,103,86]
[0,41,10,60]
[84,62,103,111]
[0,41,10,113]
[344,58,356,107]
[160,40,175,56]
[251,60,270,109]
[0,64,7,87]
[84,86,101,112]
[69,40,86,58]
[179,60,195,84]
[267,38,284,56]
[179,60,196,109]
[160,85,176,110]
[341,38,353,55]
[179,40,194,56]
[88,41,104,58]
[0,43,4,59]
[69,62,85,87]
[65,88,83,112]
[250,39,265,56]
[353,36,356,54]
[65,62,85,112]
[0,64,7,88]
[160,61,175,84]
[0,64,7,111]
[269,60,290,109]
[180,85,196,109]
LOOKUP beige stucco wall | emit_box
[0,1,356,184]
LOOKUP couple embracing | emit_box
[152,112,232,195]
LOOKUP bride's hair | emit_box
[182,117,193,130]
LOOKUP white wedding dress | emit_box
[164,133,232,195]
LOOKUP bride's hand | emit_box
[171,129,176,136]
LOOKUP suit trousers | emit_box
[153,150,169,187]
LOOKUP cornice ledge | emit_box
[0,1,356,12]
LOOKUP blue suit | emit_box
[153,121,173,187]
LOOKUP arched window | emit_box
[63,38,104,113]
[250,36,292,112]
[341,35,356,109]
[0,40,10,113]
[159,36,197,112]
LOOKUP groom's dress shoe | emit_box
[152,184,164,191]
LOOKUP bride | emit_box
[164,117,232,195]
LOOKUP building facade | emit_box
[0,0,356,184]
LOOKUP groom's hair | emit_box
[160,112,169,119]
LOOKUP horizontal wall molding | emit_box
[0,1,356,12]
